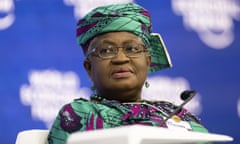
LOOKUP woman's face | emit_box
[84,32,151,102]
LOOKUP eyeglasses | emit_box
[86,44,149,59]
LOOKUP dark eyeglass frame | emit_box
[86,44,149,59]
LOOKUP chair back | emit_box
[15,129,49,144]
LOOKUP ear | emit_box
[83,59,92,79]
[146,54,151,68]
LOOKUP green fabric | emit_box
[76,3,151,48]
[76,3,172,73]
[149,33,172,72]
[190,121,209,133]
[190,122,212,144]
[48,98,209,144]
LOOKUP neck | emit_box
[94,89,142,102]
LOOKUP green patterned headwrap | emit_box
[76,3,172,72]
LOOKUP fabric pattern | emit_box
[76,3,172,72]
[48,96,208,144]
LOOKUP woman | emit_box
[48,3,208,144]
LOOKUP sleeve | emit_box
[179,108,212,144]
[161,101,209,133]
[47,99,89,144]
[176,106,209,133]
[47,105,70,144]
[188,119,212,144]
[185,113,209,133]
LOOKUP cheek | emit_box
[91,62,108,82]
[135,58,150,75]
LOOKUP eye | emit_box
[125,45,141,53]
[99,47,115,55]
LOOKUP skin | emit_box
[84,32,151,102]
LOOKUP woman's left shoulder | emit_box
[144,100,202,124]
[143,100,178,109]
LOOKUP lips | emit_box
[111,67,133,78]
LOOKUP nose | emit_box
[111,48,130,63]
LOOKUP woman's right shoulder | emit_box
[60,98,96,112]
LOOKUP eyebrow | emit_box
[100,40,116,45]
[98,39,144,45]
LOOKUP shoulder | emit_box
[59,98,97,113]
[145,100,202,124]
[144,100,178,110]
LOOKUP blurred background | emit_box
[0,0,239,144]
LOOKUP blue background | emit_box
[0,0,239,144]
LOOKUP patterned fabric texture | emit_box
[76,3,172,72]
[48,96,209,144]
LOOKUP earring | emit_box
[144,81,150,88]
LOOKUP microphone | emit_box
[161,90,196,125]
[180,90,196,101]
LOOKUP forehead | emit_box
[89,32,144,46]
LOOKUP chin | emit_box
[110,84,136,90]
